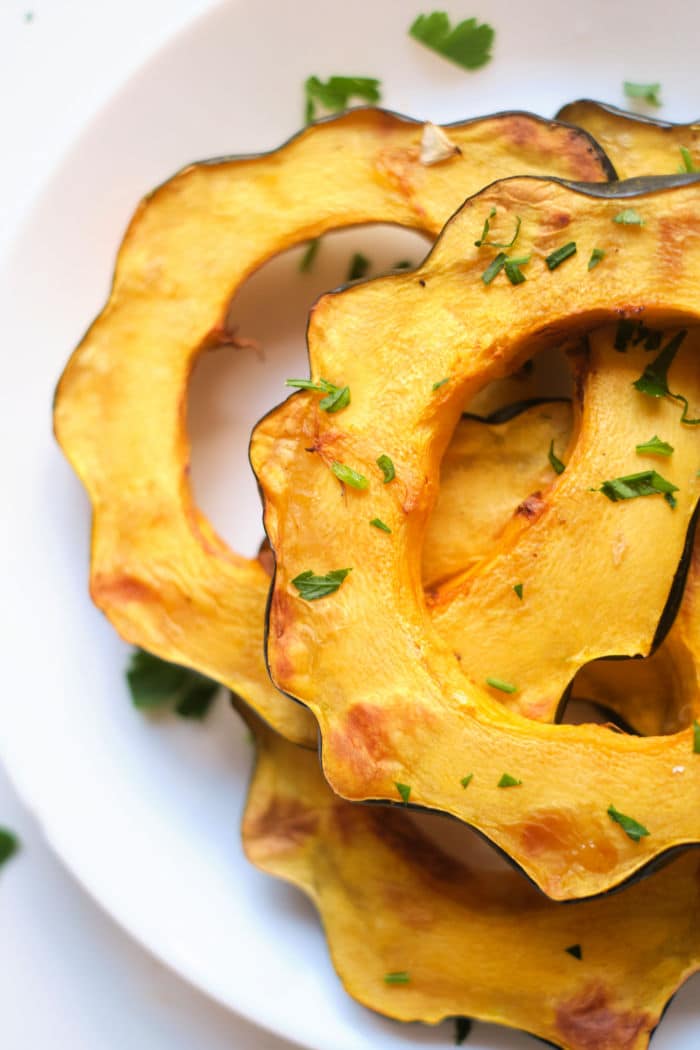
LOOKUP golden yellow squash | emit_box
[251,175,700,899]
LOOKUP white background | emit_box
[1,2,290,1046]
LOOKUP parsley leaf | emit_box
[299,238,320,273]
[513,583,524,600]
[599,470,678,504]
[636,435,674,457]
[545,242,577,270]
[632,330,700,423]
[460,773,474,788]
[474,209,521,249]
[395,782,412,804]
[497,773,522,788]
[693,719,700,754]
[347,252,370,281]
[304,75,381,123]
[613,208,645,226]
[679,146,698,173]
[331,461,369,489]
[0,828,20,868]
[623,81,662,107]
[588,247,605,270]
[285,377,350,413]
[607,804,650,842]
[504,255,530,285]
[292,568,352,601]
[481,251,507,285]
[455,1017,472,1044]
[432,377,450,391]
[377,454,396,483]
[126,649,219,719]
[393,259,413,270]
[384,971,410,984]
[409,12,494,70]
[370,517,391,533]
[565,944,583,960]
[548,440,566,475]
[486,676,518,694]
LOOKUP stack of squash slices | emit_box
[54,102,700,1049]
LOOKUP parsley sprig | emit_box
[632,330,700,424]
[285,377,350,413]
[292,568,352,601]
[623,81,661,107]
[127,649,219,719]
[304,75,381,123]
[0,828,20,868]
[409,12,494,70]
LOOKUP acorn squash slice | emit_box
[558,99,700,180]
[251,175,700,900]
[53,108,612,749]
[241,706,700,1048]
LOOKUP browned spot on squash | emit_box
[515,491,546,521]
[246,795,319,857]
[91,572,156,606]
[502,115,539,149]
[544,210,572,230]
[329,701,396,783]
[657,214,700,276]
[516,810,619,876]
[555,983,652,1050]
[257,538,275,578]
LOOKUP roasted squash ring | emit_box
[242,704,700,1048]
[557,99,700,180]
[53,108,612,749]
[251,175,700,900]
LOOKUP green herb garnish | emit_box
[377,454,396,483]
[513,583,524,600]
[395,782,412,804]
[632,330,700,424]
[614,319,637,352]
[347,252,370,281]
[545,242,577,270]
[613,208,645,226]
[433,377,450,391]
[292,568,352,601]
[331,461,369,489]
[588,247,605,270]
[409,12,494,70]
[481,251,507,285]
[474,208,521,249]
[599,470,678,505]
[304,75,381,123]
[393,259,413,270]
[693,719,700,754]
[0,828,20,868]
[607,804,650,842]
[460,773,474,788]
[504,255,531,285]
[486,676,518,694]
[497,773,522,788]
[455,1017,472,1044]
[285,376,350,413]
[565,944,582,960]
[679,146,698,173]
[126,649,219,719]
[370,517,392,533]
[384,971,411,984]
[635,435,674,457]
[623,81,661,107]
[299,238,320,273]
[548,440,566,475]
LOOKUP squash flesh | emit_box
[53,109,611,749]
[252,176,700,899]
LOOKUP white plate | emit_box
[1,1,699,1047]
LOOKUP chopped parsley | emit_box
[455,1017,472,1044]
[693,719,700,754]
[635,435,674,457]
[433,377,450,391]
[299,238,320,273]
[545,242,577,270]
[0,828,20,868]
[481,251,507,285]
[504,255,531,285]
[599,470,678,506]
[623,81,661,107]
[331,461,369,489]
[615,319,662,352]
[679,146,698,173]
[565,944,583,960]
[384,971,410,984]
[460,773,474,788]
[632,330,700,424]
[347,252,370,281]
[285,377,350,413]
[486,676,518,694]
[292,568,351,601]
[607,804,650,842]
[474,208,521,249]
[409,12,494,70]
[513,583,524,600]
[377,454,396,483]
[614,319,637,351]
[548,440,566,475]
[395,782,412,804]
[588,248,605,270]
[370,517,392,533]
[126,649,219,719]
[393,259,413,270]
[613,208,645,226]
[497,773,522,788]
[303,75,381,123]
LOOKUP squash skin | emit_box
[557,100,700,180]
[53,108,612,750]
[241,705,700,1048]
[252,175,700,900]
